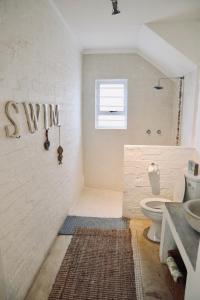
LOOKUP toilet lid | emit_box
[173,172,185,202]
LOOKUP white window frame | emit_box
[95,79,128,130]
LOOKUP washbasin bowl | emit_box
[183,199,200,233]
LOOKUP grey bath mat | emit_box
[58,216,129,235]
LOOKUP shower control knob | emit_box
[146,129,151,135]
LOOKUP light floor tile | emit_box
[69,187,123,218]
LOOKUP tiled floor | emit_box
[26,219,173,300]
[69,187,123,218]
[130,219,173,300]
[26,188,173,300]
[26,236,72,300]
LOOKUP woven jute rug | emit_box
[49,228,137,300]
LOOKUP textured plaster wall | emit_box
[0,0,83,299]
[123,145,195,218]
[82,53,176,191]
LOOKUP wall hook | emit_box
[44,129,50,150]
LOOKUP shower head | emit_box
[154,85,164,90]
[154,80,163,90]
[153,76,184,91]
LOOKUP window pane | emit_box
[99,97,124,112]
[100,88,124,98]
[100,84,124,89]
[98,115,125,121]
[100,106,124,112]
[96,80,127,129]
[100,98,124,107]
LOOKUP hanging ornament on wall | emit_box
[57,126,63,165]
[44,129,50,150]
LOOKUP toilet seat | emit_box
[140,198,172,242]
[140,198,172,213]
[140,173,185,242]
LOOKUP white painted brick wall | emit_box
[123,145,196,218]
[0,1,83,299]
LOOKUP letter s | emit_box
[4,101,20,138]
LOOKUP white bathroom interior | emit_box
[1,0,200,299]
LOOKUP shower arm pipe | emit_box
[157,76,184,85]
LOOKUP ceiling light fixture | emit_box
[111,0,120,15]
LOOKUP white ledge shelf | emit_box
[160,202,200,300]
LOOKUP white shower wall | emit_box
[82,53,177,190]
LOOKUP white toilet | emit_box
[140,173,186,242]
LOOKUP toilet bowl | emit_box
[140,198,172,242]
[140,172,185,242]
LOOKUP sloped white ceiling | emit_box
[53,0,200,49]
[137,25,196,77]
[148,20,200,65]
[52,0,200,76]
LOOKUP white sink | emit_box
[183,199,200,233]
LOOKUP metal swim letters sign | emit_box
[4,101,61,138]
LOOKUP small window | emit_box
[95,79,128,129]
